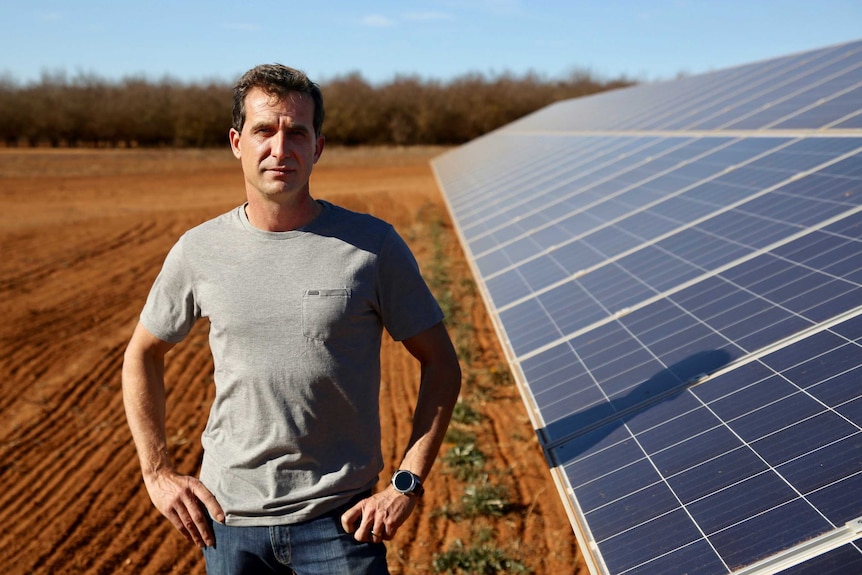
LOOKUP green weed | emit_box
[443,443,486,481]
[451,401,482,425]
[444,427,476,445]
[432,539,530,574]
[459,481,512,518]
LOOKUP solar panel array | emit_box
[432,40,862,575]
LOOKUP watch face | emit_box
[393,471,414,492]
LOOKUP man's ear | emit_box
[313,135,325,164]
[229,128,242,159]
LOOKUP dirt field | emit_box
[0,147,584,574]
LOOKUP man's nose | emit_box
[271,129,289,159]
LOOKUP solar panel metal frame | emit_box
[432,39,862,575]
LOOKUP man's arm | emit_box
[341,320,462,542]
[122,321,224,548]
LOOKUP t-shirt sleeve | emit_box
[140,235,200,343]
[377,227,444,341]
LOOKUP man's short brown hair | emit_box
[232,64,324,136]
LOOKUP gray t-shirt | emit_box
[140,200,443,526]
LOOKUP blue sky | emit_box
[2,0,860,86]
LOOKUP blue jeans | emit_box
[202,497,389,575]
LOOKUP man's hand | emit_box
[339,321,460,545]
[144,468,225,548]
[123,322,224,548]
[340,487,417,543]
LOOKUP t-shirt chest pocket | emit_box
[301,288,352,342]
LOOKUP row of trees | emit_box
[0,70,633,147]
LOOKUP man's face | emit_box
[229,87,324,202]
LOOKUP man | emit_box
[122,64,462,574]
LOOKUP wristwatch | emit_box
[391,469,424,497]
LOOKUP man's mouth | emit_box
[266,166,294,175]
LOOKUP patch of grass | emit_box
[418,202,533,572]
[463,370,478,390]
[437,289,460,328]
[488,363,513,387]
[450,400,482,426]
[459,275,477,294]
[456,341,474,365]
[442,443,486,481]
[433,479,513,520]
[432,539,530,574]
[421,209,473,337]
[444,427,476,445]
[459,481,512,518]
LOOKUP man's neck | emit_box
[245,194,322,232]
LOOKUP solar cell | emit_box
[433,39,862,574]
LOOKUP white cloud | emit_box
[360,14,396,27]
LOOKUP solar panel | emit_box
[432,39,862,575]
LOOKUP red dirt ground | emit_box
[0,147,585,574]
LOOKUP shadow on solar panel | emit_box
[433,38,862,575]
[539,348,733,444]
